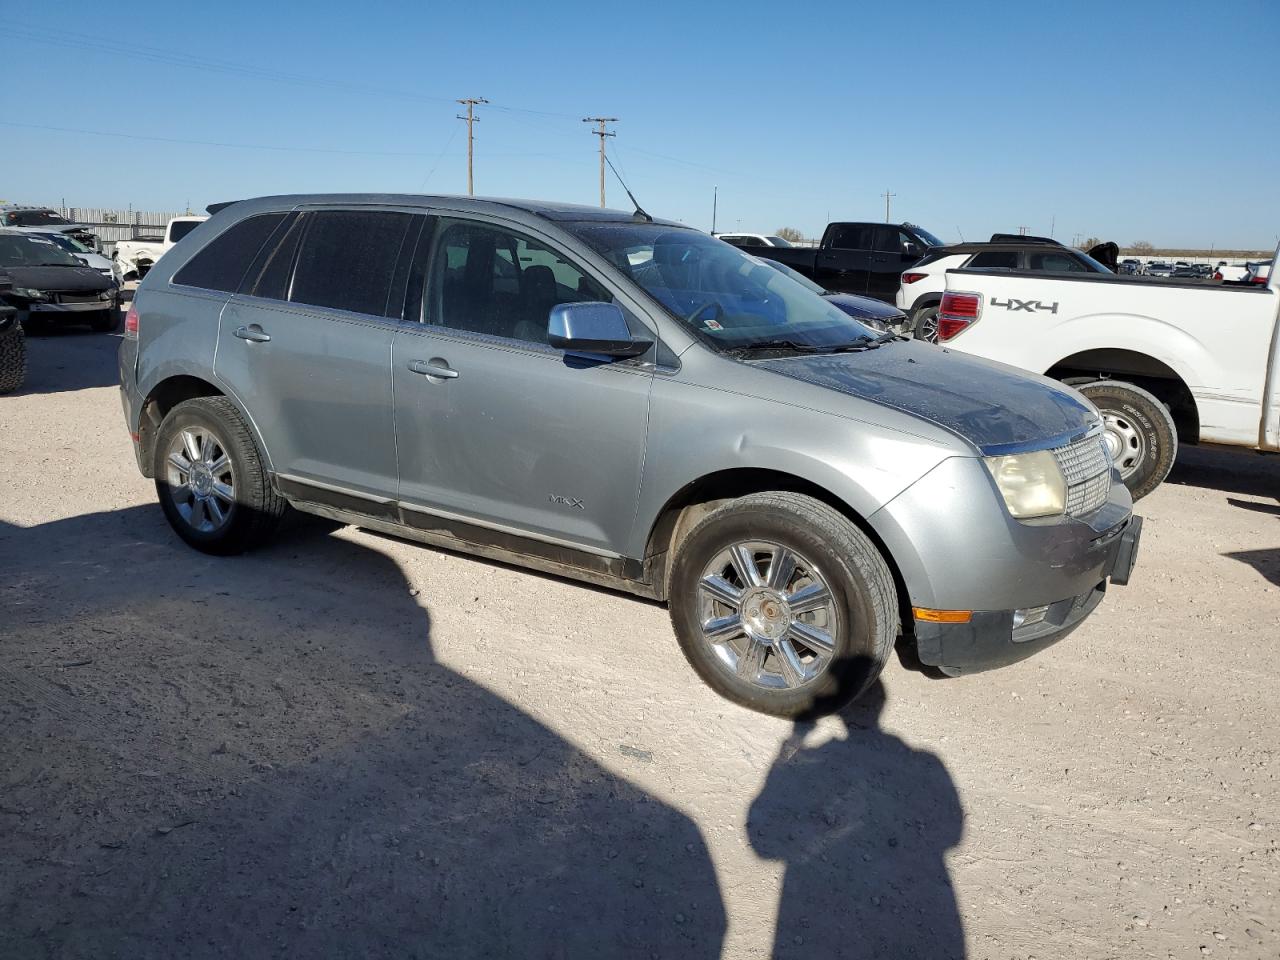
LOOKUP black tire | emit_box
[1077,380,1177,501]
[668,492,899,718]
[88,308,120,333]
[911,304,939,343]
[154,397,287,555]
[0,322,25,394]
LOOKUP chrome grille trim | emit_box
[1052,433,1111,517]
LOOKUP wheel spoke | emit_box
[787,620,835,656]
[171,482,195,502]
[736,638,767,679]
[167,452,191,474]
[703,613,744,643]
[181,429,202,463]
[788,582,831,616]
[208,452,230,477]
[766,547,797,591]
[206,496,226,526]
[699,574,742,609]
[729,544,763,587]
[211,480,235,504]
[776,640,807,688]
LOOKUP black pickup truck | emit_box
[729,221,944,302]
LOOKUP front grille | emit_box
[56,292,103,304]
[1052,432,1111,517]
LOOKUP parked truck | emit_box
[935,251,1280,498]
[114,215,208,280]
[729,221,944,302]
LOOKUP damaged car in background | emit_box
[0,231,120,332]
[113,215,207,280]
[0,204,102,252]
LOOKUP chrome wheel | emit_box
[697,541,840,691]
[914,306,939,343]
[1101,411,1145,479]
[165,427,235,533]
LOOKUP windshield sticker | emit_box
[703,318,723,331]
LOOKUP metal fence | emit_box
[57,207,190,255]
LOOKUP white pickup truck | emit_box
[935,253,1280,498]
[113,215,207,280]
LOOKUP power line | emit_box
[583,118,618,208]
[457,98,488,196]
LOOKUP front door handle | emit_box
[234,325,271,343]
[408,359,459,379]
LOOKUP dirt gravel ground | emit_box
[1,329,1277,959]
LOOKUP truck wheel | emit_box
[1077,380,1177,501]
[911,305,939,343]
[153,397,287,555]
[668,492,899,718]
[89,309,120,333]
[0,323,26,394]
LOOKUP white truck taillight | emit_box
[937,292,982,342]
[124,303,139,338]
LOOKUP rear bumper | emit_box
[914,515,1142,675]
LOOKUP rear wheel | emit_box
[154,397,287,555]
[668,492,899,717]
[1077,380,1177,500]
[911,305,939,343]
[0,322,26,394]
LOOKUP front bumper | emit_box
[914,515,1143,675]
[26,296,117,313]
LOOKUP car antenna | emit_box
[956,225,965,242]
[603,153,652,223]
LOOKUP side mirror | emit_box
[902,242,919,258]
[548,302,652,359]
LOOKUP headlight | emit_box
[12,287,47,301]
[984,450,1066,519]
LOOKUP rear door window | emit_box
[289,210,415,317]
[1030,252,1088,272]
[969,251,1019,269]
[827,225,872,250]
[172,213,287,292]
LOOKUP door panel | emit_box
[216,298,398,496]
[867,227,914,302]
[815,224,872,295]
[392,328,651,554]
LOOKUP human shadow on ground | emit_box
[1224,548,1280,587]
[0,505,726,959]
[748,671,965,959]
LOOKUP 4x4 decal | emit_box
[991,297,1059,314]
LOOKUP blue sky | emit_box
[3,0,1277,248]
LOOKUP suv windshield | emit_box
[40,232,92,254]
[0,234,82,268]
[569,223,876,351]
[910,226,943,247]
[4,209,72,227]
[765,236,793,247]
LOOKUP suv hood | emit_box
[757,340,1097,452]
[2,265,114,293]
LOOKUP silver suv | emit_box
[118,195,1142,716]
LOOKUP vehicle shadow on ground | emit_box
[748,676,965,959]
[0,506,726,959]
[13,320,122,395]
[1166,444,1278,499]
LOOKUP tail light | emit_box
[1251,273,1269,284]
[1213,271,1223,281]
[124,303,139,338]
[937,292,981,342]
[902,272,928,284]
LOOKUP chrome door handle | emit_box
[408,359,459,379]
[234,325,271,343]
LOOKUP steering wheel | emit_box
[685,300,722,324]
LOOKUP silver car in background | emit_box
[118,195,1141,716]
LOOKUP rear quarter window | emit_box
[172,214,288,292]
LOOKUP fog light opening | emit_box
[1012,604,1050,629]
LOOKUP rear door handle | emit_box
[408,359,459,379]
[234,325,271,343]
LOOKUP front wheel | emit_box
[668,492,899,717]
[0,322,26,394]
[154,397,287,555]
[1077,380,1177,501]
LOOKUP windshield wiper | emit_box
[727,339,834,356]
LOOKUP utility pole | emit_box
[882,189,896,223]
[456,97,488,196]
[582,117,618,208]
